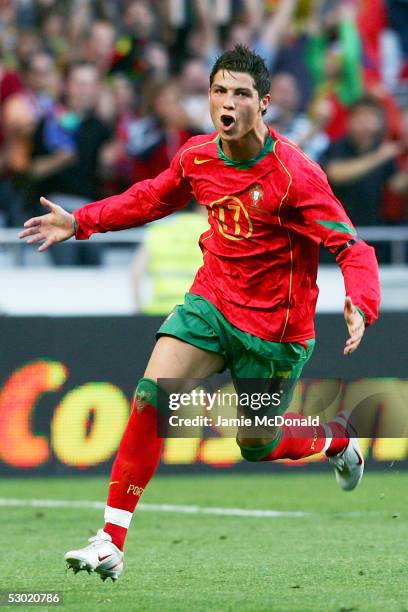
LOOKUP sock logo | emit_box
[127,484,144,496]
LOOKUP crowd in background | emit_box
[0,0,407,266]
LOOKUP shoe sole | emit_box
[65,556,121,582]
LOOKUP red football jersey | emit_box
[74,127,380,342]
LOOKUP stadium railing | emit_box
[0,226,407,265]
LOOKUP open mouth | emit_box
[220,114,236,130]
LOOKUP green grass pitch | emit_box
[0,471,406,612]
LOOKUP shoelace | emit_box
[88,530,111,544]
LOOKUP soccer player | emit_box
[19,45,380,582]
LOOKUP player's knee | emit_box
[237,438,269,462]
[239,446,263,462]
[236,433,281,462]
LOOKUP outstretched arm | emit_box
[73,162,192,240]
[19,142,193,249]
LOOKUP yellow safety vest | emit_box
[142,213,209,315]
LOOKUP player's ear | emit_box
[260,93,270,114]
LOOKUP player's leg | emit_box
[234,340,362,487]
[103,335,224,551]
[253,409,364,492]
[238,408,349,461]
[238,401,363,492]
[65,299,225,580]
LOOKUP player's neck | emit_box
[221,123,269,162]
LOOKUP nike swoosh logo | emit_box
[354,449,363,465]
[109,481,119,486]
[194,157,211,165]
[98,554,111,562]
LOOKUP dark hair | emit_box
[22,51,53,75]
[209,44,271,100]
[349,96,385,118]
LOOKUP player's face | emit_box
[209,70,269,141]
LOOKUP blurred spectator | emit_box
[40,9,69,68]
[179,58,213,133]
[266,71,329,160]
[356,0,388,87]
[0,63,23,227]
[306,0,363,140]
[323,96,400,227]
[110,0,158,84]
[79,20,116,77]
[3,52,57,174]
[0,0,19,63]
[272,4,316,111]
[224,0,298,69]
[365,81,404,141]
[143,41,170,81]
[0,53,23,227]
[383,106,408,223]
[0,59,22,103]
[185,0,298,70]
[27,63,112,265]
[388,0,408,59]
[98,73,140,192]
[322,95,404,262]
[126,79,195,183]
[0,56,24,161]
[380,26,404,94]
[0,0,404,262]
[14,29,43,67]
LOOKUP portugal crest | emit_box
[249,184,264,207]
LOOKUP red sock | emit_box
[324,412,352,456]
[261,412,348,461]
[103,399,163,550]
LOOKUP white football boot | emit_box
[65,529,124,582]
[326,411,364,492]
[328,436,364,491]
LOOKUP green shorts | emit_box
[157,293,314,385]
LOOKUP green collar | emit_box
[217,133,275,170]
